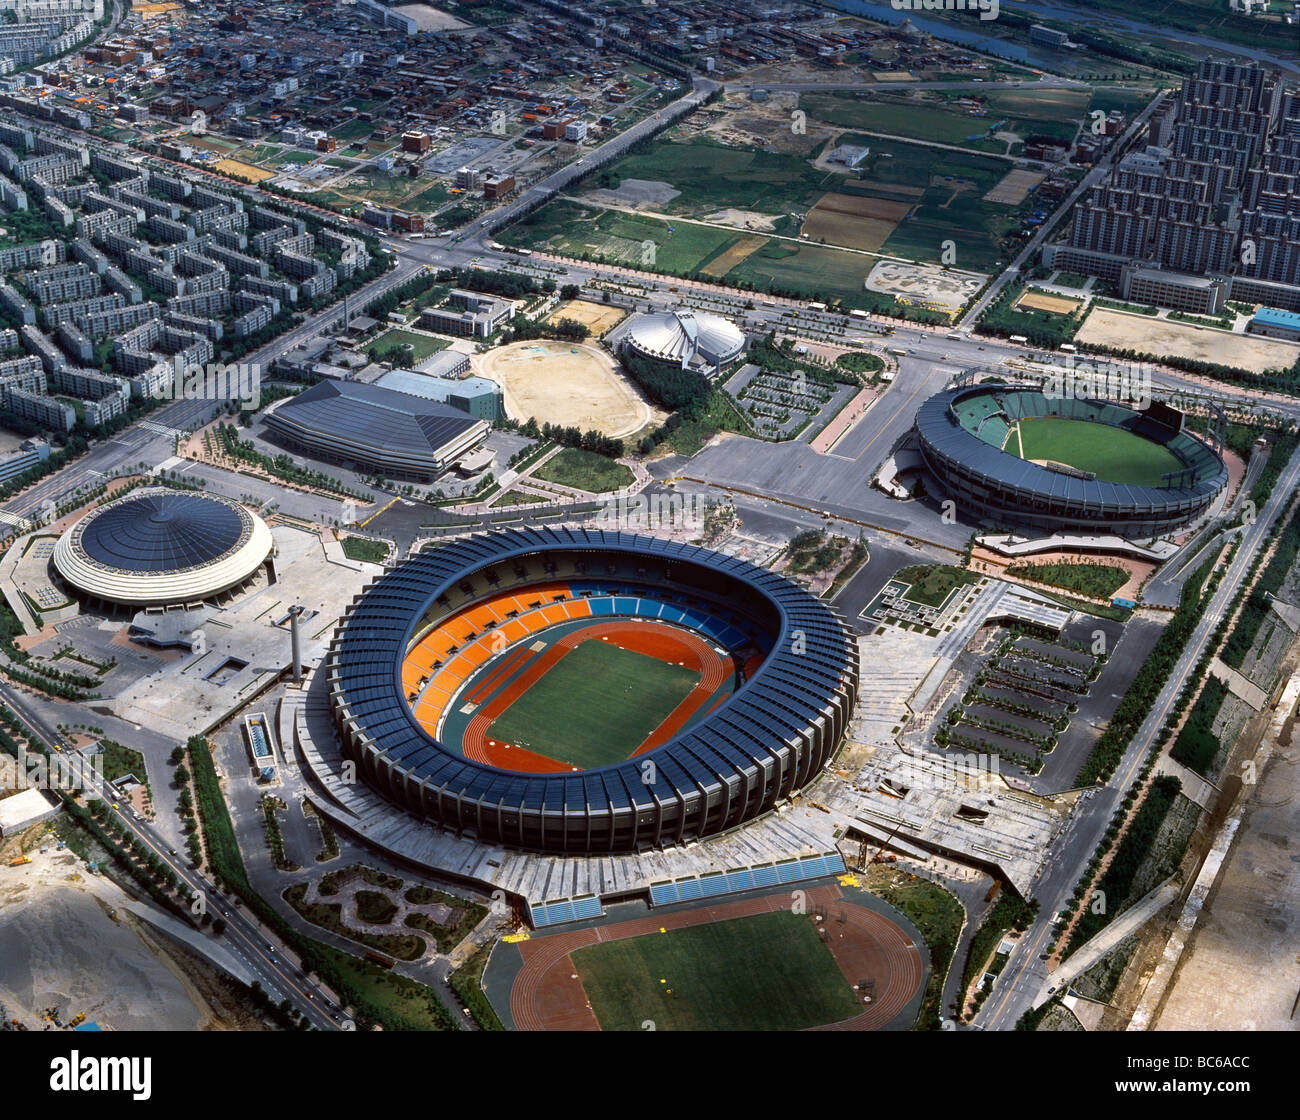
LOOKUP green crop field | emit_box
[486,640,700,769]
[803,92,993,146]
[1013,418,1185,486]
[573,910,861,1031]
[601,139,833,214]
[725,239,875,302]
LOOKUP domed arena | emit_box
[52,488,274,607]
[326,528,859,854]
[620,308,746,377]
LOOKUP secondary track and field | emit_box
[504,883,924,1031]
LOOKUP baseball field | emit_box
[1012,417,1185,486]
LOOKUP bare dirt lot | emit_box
[1153,746,1300,1031]
[865,259,986,310]
[393,4,469,31]
[1078,308,1300,374]
[802,192,910,252]
[1015,289,1083,315]
[547,299,627,337]
[475,341,664,439]
[214,159,275,183]
[0,858,213,1030]
[984,167,1044,205]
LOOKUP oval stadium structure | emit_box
[53,488,274,607]
[621,309,745,376]
[914,384,1227,538]
[326,528,858,854]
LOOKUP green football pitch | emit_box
[572,910,862,1031]
[1012,417,1185,486]
[485,639,700,770]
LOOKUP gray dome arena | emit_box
[53,488,274,607]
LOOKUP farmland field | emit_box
[595,139,834,215]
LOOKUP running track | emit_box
[509,884,924,1031]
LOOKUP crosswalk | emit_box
[139,420,184,438]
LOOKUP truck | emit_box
[8,856,32,867]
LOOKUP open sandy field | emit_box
[0,864,211,1030]
[214,159,275,183]
[475,341,664,439]
[393,4,469,31]
[1015,289,1082,315]
[1078,308,1300,374]
[547,299,627,337]
[802,192,911,252]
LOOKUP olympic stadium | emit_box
[326,528,858,854]
[913,384,1228,538]
[52,487,274,608]
[619,309,746,377]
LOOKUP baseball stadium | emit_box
[913,383,1228,538]
[326,528,859,854]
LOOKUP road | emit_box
[974,438,1300,1030]
[958,90,1169,328]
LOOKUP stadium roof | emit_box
[327,528,858,852]
[265,380,488,476]
[624,309,745,368]
[79,491,243,572]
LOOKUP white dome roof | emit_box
[625,309,745,369]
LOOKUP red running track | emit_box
[509,884,923,1031]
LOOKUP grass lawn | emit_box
[486,640,700,768]
[341,536,390,563]
[533,447,633,493]
[355,889,399,925]
[895,564,980,607]
[803,92,993,145]
[573,910,860,1031]
[99,740,148,785]
[1014,417,1185,486]
[1006,560,1130,599]
[367,328,450,363]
